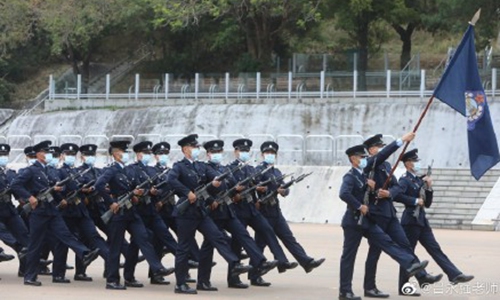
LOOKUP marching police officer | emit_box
[362,133,441,298]
[77,144,108,235]
[125,141,178,286]
[396,149,474,293]
[253,141,325,286]
[78,144,131,277]
[166,134,251,294]
[0,144,28,273]
[339,145,430,300]
[57,143,109,282]
[198,139,278,291]
[228,138,297,288]
[94,140,174,290]
[151,142,200,283]
[11,140,100,286]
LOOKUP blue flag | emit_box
[433,25,500,180]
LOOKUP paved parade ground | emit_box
[1,223,499,300]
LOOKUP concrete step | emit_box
[431,175,498,183]
[432,168,500,176]
[428,202,483,209]
[432,181,496,188]
[432,190,488,198]
[428,196,488,204]
[426,210,477,218]
[433,185,493,194]
[394,168,500,230]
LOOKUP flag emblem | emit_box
[465,91,485,129]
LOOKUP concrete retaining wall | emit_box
[8,97,500,169]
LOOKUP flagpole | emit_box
[381,96,434,189]
[381,8,481,189]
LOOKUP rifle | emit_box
[258,172,312,205]
[241,173,289,203]
[0,186,11,203]
[176,162,248,215]
[100,174,155,224]
[358,157,377,226]
[57,179,96,209]
[414,159,433,219]
[210,165,273,207]
[158,190,176,206]
[137,167,172,205]
[23,168,91,215]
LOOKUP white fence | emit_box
[48,69,500,101]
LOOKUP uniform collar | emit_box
[34,160,46,168]
[406,170,417,179]
[352,167,363,175]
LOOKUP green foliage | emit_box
[0,0,499,102]
[150,0,322,64]
[236,53,262,72]
[0,78,14,103]
[434,0,500,49]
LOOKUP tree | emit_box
[329,0,400,90]
[386,0,434,70]
[435,0,500,49]
[0,1,33,58]
[34,0,149,92]
[150,0,322,68]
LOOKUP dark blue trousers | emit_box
[0,218,28,274]
[340,222,415,294]
[89,206,130,258]
[0,213,29,247]
[257,212,312,268]
[198,216,265,284]
[175,216,239,285]
[235,212,289,282]
[0,222,17,248]
[63,215,109,276]
[160,212,200,261]
[399,224,461,288]
[137,213,177,278]
[364,215,426,290]
[25,211,89,281]
[106,211,163,283]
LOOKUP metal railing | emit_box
[48,68,500,101]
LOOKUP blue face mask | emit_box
[45,153,53,164]
[191,148,200,160]
[158,154,169,166]
[85,156,96,166]
[64,155,75,166]
[210,153,223,164]
[121,152,130,164]
[239,151,250,162]
[413,161,421,173]
[28,158,36,165]
[264,153,276,164]
[0,156,9,167]
[48,157,59,167]
[359,157,368,169]
[0,156,8,167]
[141,154,151,165]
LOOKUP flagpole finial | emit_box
[469,8,481,26]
